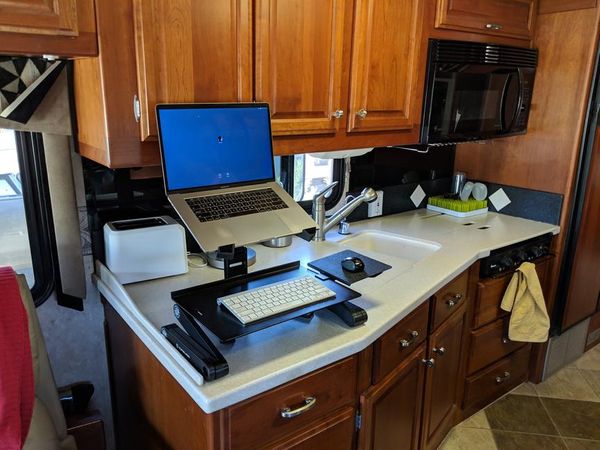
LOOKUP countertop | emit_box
[95,209,559,413]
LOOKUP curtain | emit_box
[0,57,85,305]
[0,57,66,125]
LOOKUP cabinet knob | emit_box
[356,108,368,119]
[432,346,446,356]
[495,371,511,384]
[332,109,344,119]
[485,23,503,31]
[399,330,419,348]
[421,358,435,368]
[501,337,510,344]
[280,396,317,419]
[446,293,462,308]
[133,94,141,123]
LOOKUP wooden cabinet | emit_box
[562,126,600,330]
[254,0,346,136]
[347,0,425,133]
[269,407,356,450]
[467,318,526,375]
[372,300,429,383]
[463,345,531,416]
[472,255,553,329]
[225,356,357,450]
[431,271,469,331]
[75,0,430,167]
[420,304,467,450]
[0,0,78,36]
[0,0,97,57]
[256,0,426,139]
[435,0,537,40]
[360,270,471,450]
[74,0,250,168]
[133,0,252,141]
[359,344,426,450]
[104,300,360,450]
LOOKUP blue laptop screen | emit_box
[157,105,275,192]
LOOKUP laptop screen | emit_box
[156,104,275,192]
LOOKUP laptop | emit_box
[156,103,317,252]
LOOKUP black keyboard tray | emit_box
[172,261,361,343]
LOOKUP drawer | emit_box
[373,300,429,383]
[226,356,357,450]
[467,317,526,375]
[463,344,531,415]
[431,271,469,331]
[435,0,537,40]
[473,255,553,329]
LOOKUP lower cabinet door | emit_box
[269,407,356,450]
[358,344,426,450]
[420,305,467,450]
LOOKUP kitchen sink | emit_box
[339,230,441,262]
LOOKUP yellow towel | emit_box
[500,262,550,342]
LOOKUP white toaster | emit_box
[104,216,188,284]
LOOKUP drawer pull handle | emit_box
[422,358,435,368]
[280,397,317,419]
[446,293,463,308]
[356,108,368,119]
[502,337,510,344]
[332,109,344,119]
[433,346,446,356]
[400,330,419,348]
[486,23,503,30]
[495,371,511,384]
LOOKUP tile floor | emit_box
[439,343,600,449]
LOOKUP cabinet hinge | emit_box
[355,412,362,430]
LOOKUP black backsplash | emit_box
[346,146,454,221]
[484,182,563,225]
[84,146,456,258]
[83,160,202,262]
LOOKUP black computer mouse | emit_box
[341,256,365,273]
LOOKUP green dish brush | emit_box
[427,195,488,214]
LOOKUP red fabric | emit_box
[0,267,34,450]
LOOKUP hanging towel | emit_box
[500,262,550,342]
[0,267,35,450]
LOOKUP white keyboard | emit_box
[217,275,336,325]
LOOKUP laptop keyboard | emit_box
[185,188,289,222]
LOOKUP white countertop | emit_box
[95,209,559,413]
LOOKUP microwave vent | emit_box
[432,40,538,68]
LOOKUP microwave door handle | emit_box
[502,70,524,133]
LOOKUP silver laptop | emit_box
[156,103,317,252]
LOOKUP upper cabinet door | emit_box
[133,0,252,141]
[347,0,425,133]
[254,0,347,136]
[0,0,78,36]
[436,0,537,40]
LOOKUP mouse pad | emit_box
[308,250,392,285]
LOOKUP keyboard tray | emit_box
[172,261,360,343]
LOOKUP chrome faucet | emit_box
[312,182,378,241]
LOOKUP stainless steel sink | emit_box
[339,230,441,261]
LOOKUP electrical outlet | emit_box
[367,190,384,217]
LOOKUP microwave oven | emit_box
[420,39,538,146]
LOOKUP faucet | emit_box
[312,182,378,241]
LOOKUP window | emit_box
[0,129,34,285]
[276,155,344,211]
[0,129,55,305]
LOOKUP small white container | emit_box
[104,216,188,284]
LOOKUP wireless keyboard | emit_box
[217,276,336,325]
